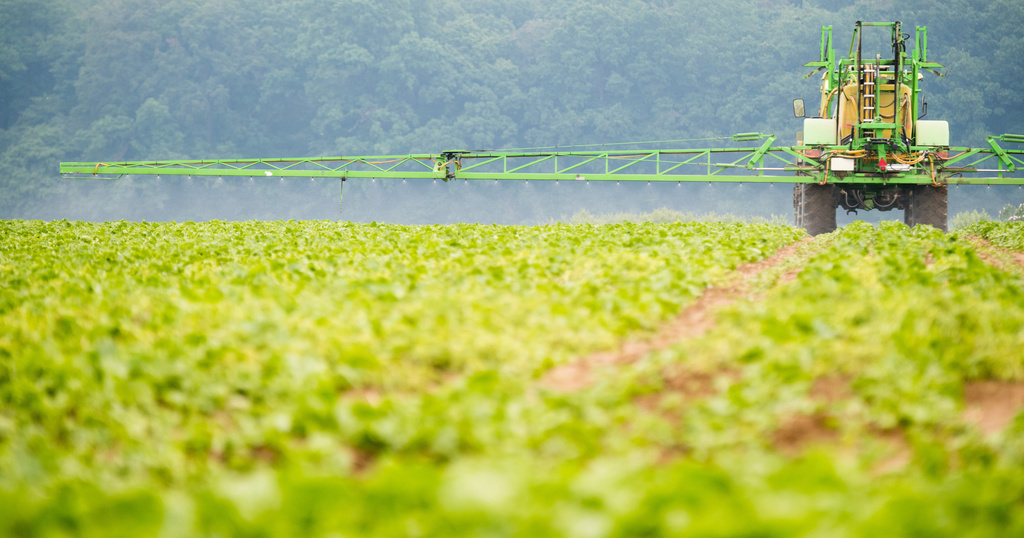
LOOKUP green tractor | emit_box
[793,21,1019,235]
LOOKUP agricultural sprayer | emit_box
[60,22,1024,234]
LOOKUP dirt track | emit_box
[971,236,1024,274]
[541,238,814,392]
[541,234,1024,469]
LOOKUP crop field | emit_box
[2,219,1024,536]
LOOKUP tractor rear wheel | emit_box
[903,185,948,232]
[794,183,837,236]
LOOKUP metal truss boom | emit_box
[59,133,1024,185]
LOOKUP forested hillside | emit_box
[2,0,1022,222]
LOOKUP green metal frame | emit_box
[59,22,1024,191]
[59,134,1023,185]
[803,21,946,150]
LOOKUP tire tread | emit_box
[794,184,837,236]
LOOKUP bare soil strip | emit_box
[961,240,1024,431]
[943,239,1024,434]
[963,380,1024,435]
[810,375,855,403]
[541,238,814,392]
[775,376,911,471]
[772,413,840,455]
[969,236,1024,274]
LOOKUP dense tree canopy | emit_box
[1,0,1022,222]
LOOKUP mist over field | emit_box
[2,0,1022,223]
[39,175,1024,225]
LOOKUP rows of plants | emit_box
[601,221,1024,534]
[0,219,803,535]
[2,220,1023,535]
[958,219,1024,250]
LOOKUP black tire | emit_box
[793,183,837,236]
[903,184,948,232]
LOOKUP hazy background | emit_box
[2,0,1022,224]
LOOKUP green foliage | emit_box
[0,220,802,486]
[950,209,993,230]
[4,220,1024,534]
[957,219,1024,250]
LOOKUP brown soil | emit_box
[341,388,383,405]
[970,237,1024,272]
[775,377,912,470]
[663,368,725,400]
[251,445,279,464]
[770,413,912,473]
[634,368,739,422]
[870,428,912,475]
[350,447,377,474]
[963,380,1024,434]
[777,267,801,284]
[772,413,839,455]
[656,446,691,464]
[540,238,813,392]
[810,375,853,403]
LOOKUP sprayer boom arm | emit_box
[60,134,1024,185]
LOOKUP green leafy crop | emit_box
[2,220,1024,536]
[957,220,1024,251]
